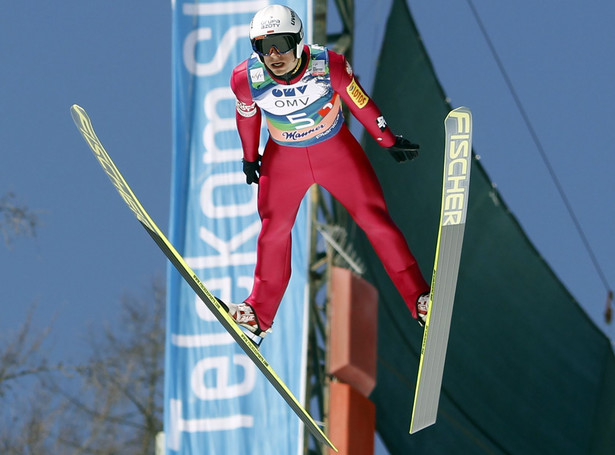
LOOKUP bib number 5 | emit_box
[287,113,315,130]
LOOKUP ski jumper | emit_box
[230,45,429,330]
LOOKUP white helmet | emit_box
[249,5,304,58]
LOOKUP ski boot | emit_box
[216,298,272,346]
[416,292,429,327]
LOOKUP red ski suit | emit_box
[230,45,428,330]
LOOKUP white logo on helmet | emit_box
[260,18,280,30]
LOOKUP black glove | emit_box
[242,158,260,184]
[388,136,420,162]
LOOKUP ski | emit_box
[70,104,337,452]
[410,106,472,433]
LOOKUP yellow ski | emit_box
[410,107,473,433]
[70,104,337,452]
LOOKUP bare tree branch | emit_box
[0,192,39,246]
[0,303,63,397]
[1,279,165,454]
[50,279,165,454]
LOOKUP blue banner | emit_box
[166,1,311,454]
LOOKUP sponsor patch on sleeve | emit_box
[376,115,387,131]
[236,100,257,118]
[346,78,369,109]
[345,60,353,77]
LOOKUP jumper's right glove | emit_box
[242,158,260,184]
[388,136,420,163]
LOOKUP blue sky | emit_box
[1,0,614,451]
[1,1,172,361]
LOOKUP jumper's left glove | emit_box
[388,136,420,163]
[242,158,260,184]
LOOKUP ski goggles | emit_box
[251,33,297,56]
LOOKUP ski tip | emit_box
[453,105,470,112]
[69,104,86,124]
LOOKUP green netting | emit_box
[342,0,615,453]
